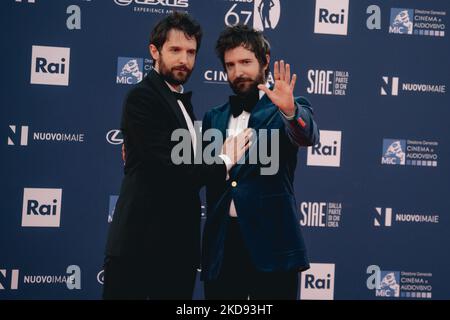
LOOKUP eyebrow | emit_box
[167,45,196,51]
[226,59,252,64]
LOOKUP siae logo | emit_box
[307,70,334,95]
[307,130,342,167]
[314,0,349,36]
[306,69,349,96]
[300,202,327,227]
[21,188,62,227]
[30,46,71,86]
[300,201,342,228]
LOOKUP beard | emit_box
[158,54,193,86]
[229,67,265,98]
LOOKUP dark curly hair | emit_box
[149,12,202,65]
[216,24,271,78]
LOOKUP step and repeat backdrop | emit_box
[1,0,449,300]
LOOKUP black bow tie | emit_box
[173,91,196,121]
[229,92,260,118]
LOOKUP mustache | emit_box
[233,77,253,85]
[172,65,190,72]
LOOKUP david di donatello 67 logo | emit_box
[224,0,281,31]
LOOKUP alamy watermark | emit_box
[170,121,280,176]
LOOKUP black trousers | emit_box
[204,218,299,300]
[102,255,196,300]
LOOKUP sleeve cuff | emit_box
[218,154,233,180]
[279,105,298,120]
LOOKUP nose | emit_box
[234,64,245,78]
[178,51,188,65]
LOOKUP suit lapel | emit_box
[248,94,277,131]
[147,69,189,130]
[229,94,278,179]
[212,104,232,143]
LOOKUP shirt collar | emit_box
[165,81,184,94]
[258,82,270,99]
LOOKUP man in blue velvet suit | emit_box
[201,25,320,300]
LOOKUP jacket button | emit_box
[231,181,237,188]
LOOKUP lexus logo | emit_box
[114,0,133,6]
[106,130,123,145]
[97,270,104,285]
[114,0,189,7]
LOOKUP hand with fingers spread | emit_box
[222,128,253,166]
[257,60,297,117]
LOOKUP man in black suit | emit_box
[103,13,251,300]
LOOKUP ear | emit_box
[264,54,270,72]
[149,44,160,66]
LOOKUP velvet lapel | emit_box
[229,93,278,179]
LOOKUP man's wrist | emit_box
[279,104,298,120]
[219,154,233,171]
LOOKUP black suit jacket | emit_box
[105,70,226,274]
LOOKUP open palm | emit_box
[258,60,297,117]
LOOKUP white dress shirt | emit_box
[165,81,197,158]
[223,87,296,217]
[226,108,251,217]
